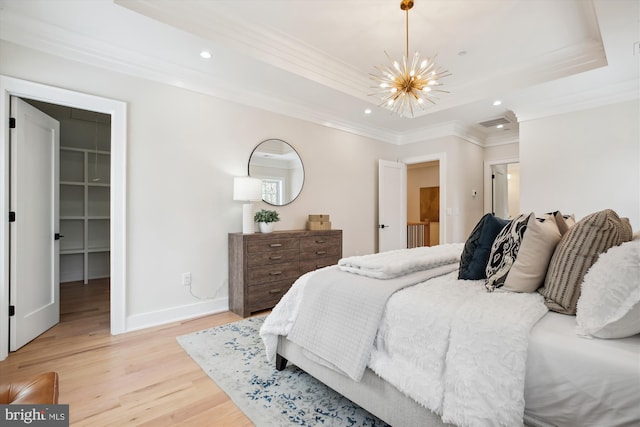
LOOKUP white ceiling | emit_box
[0,0,638,145]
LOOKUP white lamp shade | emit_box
[233,177,262,201]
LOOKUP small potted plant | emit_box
[254,209,280,233]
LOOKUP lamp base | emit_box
[242,203,255,234]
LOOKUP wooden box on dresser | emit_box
[229,229,342,317]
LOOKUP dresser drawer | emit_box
[300,235,341,252]
[247,238,299,254]
[300,244,341,261]
[248,249,299,268]
[300,257,340,275]
[247,280,294,312]
[247,263,300,286]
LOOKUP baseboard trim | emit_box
[125,297,228,333]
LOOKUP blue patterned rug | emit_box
[177,316,390,426]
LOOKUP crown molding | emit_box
[514,79,639,122]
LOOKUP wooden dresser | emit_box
[228,229,342,317]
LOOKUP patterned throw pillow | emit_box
[539,209,633,315]
[458,214,510,280]
[485,213,533,291]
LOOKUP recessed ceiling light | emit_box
[364,108,372,115]
[496,124,504,129]
[492,100,502,106]
[200,50,212,59]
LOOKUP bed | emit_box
[260,209,640,427]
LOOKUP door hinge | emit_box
[9,305,15,317]
[9,117,16,129]
[9,211,15,223]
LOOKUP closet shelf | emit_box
[60,143,110,284]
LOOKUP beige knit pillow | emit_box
[503,214,562,293]
[539,209,633,314]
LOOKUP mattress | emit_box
[524,312,640,427]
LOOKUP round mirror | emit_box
[248,139,304,206]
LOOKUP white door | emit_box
[491,164,509,219]
[9,97,60,351]
[378,159,407,252]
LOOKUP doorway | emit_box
[483,158,520,219]
[381,152,446,248]
[407,161,440,247]
[489,161,520,219]
[24,100,112,286]
[0,75,127,361]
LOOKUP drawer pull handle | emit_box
[316,239,326,244]
[270,255,282,260]
[270,271,282,276]
[269,243,283,248]
[269,289,282,294]
[316,251,326,255]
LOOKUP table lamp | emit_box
[233,176,262,234]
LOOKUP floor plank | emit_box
[0,279,254,426]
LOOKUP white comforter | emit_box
[260,250,548,427]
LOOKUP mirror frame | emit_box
[248,138,305,206]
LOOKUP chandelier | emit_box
[371,0,450,117]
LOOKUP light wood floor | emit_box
[0,279,255,426]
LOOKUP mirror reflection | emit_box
[248,139,304,206]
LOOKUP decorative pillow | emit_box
[549,211,575,235]
[458,214,510,280]
[485,212,533,291]
[503,214,562,293]
[539,209,633,315]
[576,239,640,338]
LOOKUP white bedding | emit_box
[261,268,548,427]
[368,272,547,427]
[524,312,640,427]
[287,263,459,381]
[260,255,640,427]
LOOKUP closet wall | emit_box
[25,100,111,284]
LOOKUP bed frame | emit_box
[276,336,453,427]
[276,336,548,427]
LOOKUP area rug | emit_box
[177,316,390,426]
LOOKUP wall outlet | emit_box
[182,272,192,286]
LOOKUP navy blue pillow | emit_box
[458,214,510,280]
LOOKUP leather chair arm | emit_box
[0,372,59,404]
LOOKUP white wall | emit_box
[0,40,395,331]
[520,100,640,230]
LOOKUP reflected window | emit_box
[262,179,283,205]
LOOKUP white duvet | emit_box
[261,269,548,427]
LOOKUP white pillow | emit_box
[503,214,561,293]
[576,238,640,339]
